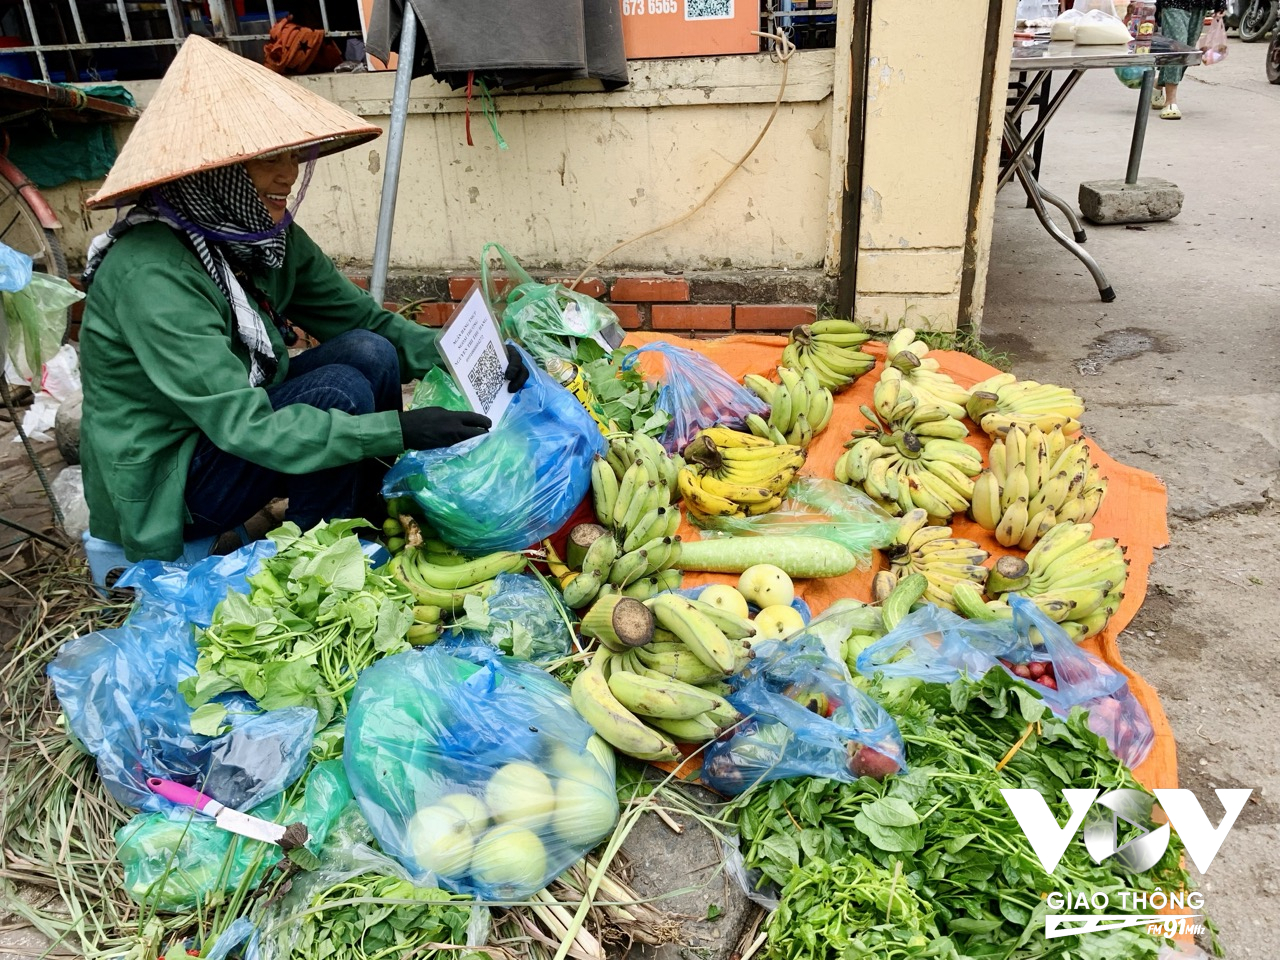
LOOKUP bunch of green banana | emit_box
[969,425,1108,548]
[557,522,685,610]
[678,427,806,520]
[389,543,528,643]
[966,373,1085,438]
[570,595,753,760]
[883,328,972,419]
[741,365,834,448]
[864,368,970,441]
[834,427,984,522]
[950,522,1128,641]
[882,510,990,610]
[781,319,876,392]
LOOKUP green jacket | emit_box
[80,221,440,561]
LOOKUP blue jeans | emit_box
[184,329,402,539]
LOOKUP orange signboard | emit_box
[620,0,761,59]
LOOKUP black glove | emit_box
[504,343,530,393]
[398,407,492,450]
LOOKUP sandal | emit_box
[1160,103,1182,120]
[1151,88,1167,109]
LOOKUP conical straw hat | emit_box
[86,35,381,209]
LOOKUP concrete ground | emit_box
[982,35,1280,957]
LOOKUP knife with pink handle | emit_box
[146,778,309,850]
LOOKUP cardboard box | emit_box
[621,0,761,59]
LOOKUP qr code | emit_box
[468,342,505,411]
[686,0,732,19]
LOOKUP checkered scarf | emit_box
[84,164,287,387]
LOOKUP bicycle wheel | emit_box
[0,176,66,279]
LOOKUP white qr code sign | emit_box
[686,0,733,20]
[436,285,514,425]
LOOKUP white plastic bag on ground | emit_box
[51,466,89,541]
[14,344,79,442]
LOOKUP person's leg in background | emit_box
[184,330,404,539]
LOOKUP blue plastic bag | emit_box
[444,572,573,661]
[621,342,768,453]
[700,636,906,796]
[49,542,317,812]
[383,345,607,552]
[344,647,618,899]
[0,240,32,292]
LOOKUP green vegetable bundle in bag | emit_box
[480,242,623,364]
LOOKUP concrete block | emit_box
[1078,178,1184,225]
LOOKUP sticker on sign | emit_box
[687,0,734,19]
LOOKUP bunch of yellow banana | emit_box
[781,319,876,392]
[866,368,970,441]
[969,425,1108,549]
[570,594,753,760]
[966,373,1085,438]
[678,427,806,520]
[881,511,989,610]
[834,428,983,522]
[741,365,834,448]
[389,543,528,644]
[950,522,1128,641]
[883,328,972,419]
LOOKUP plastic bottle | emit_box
[543,357,610,434]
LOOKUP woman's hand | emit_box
[398,407,492,450]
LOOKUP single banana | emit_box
[633,645,726,685]
[970,471,1002,530]
[608,549,651,587]
[410,550,526,590]
[682,597,758,641]
[583,531,620,571]
[645,713,722,743]
[745,413,775,441]
[769,383,794,434]
[743,374,777,404]
[612,461,646,529]
[995,497,1029,548]
[591,456,620,526]
[562,569,604,609]
[607,668,720,720]
[895,508,930,546]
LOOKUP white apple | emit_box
[754,604,806,640]
[698,583,751,620]
[738,564,794,608]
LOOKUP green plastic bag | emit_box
[691,478,898,564]
[2,273,84,381]
[410,366,469,412]
[115,760,353,913]
[480,242,622,364]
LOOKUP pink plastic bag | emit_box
[1199,17,1228,65]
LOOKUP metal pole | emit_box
[115,0,135,41]
[1126,68,1155,185]
[19,0,48,82]
[318,0,332,34]
[265,0,278,24]
[67,0,88,43]
[164,0,186,49]
[369,4,418,305]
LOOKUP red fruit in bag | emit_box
[1039,675,1058,690]
[849,745,901,781]
[1012,663,1032,679]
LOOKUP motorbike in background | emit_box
[1236,0,1277,42]
[1268,23,1280,80]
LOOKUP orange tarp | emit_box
[624,332,1176,791]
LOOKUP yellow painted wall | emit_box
[49,1,1015,331]
[853,0,1014,331]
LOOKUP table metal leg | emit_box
[1126,68,1156,185]
[999,69,1085,190]
[1028,172,1089,243]
[1012,159,1115,303]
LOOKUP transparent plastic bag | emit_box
[1115,65,1149,88]
[1,273,84,381]
[51,465,90,542]
[1082,684,1154,768]
[620,342,769,453]
[0,240,33,292]
[691,478,896,563]
[383,346,607,552]
[700,636,906,796]
[1074,8,1133,42]
[444,572,573,661]
[48,603,316,812]
[117,539,279,627]
[343,647,618,899]
[480,242,623,364]
[1199,16,1228,64]
[117,760,351,913]
[410,365,469,412]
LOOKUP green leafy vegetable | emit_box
[179,521,415,727]
[729,670,1198,960]
[576,343,670,437]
